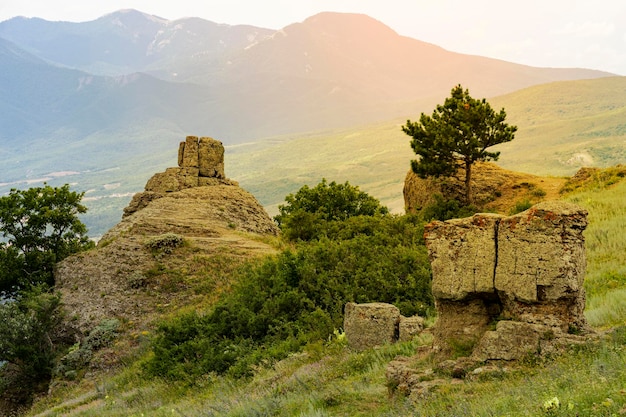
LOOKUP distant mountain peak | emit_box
[300,11,398,37]
[99,9,168,25]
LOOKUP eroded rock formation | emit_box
[56,135,279,334]
[124,136,237,217]
[424,200,590,360]
[403,162,568,215]
[387,201,592,399]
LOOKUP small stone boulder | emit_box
[344,302,400,351]
[398,315,425,342]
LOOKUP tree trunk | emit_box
[464,159,472,205]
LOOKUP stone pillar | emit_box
[179,136,199,168]
[198,137,225,178]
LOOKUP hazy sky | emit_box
[1,0,625,75]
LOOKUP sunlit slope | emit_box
[229,76,626,214]
[227,121,414,216]
[492,76,626,175]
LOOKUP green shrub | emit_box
[144,233,184,254]
[0,288,67,404]
[530,187,547,198]
[421,194,478,221]
[509,199,533,215]
[275,179,389,241]
[144,215,433,380]
[55,319,120,379]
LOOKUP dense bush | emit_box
[0,184,92,409]
[421,194,478,221]
[145,214,432,381]
[0,289,67,396]
[274,179,389,241]
[0,184,93,297]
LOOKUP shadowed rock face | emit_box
[424,201,589,360]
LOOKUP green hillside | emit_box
[11,77,626,417]
[492,76,626,175]
[22,168,626,417]
[230,76,626,217]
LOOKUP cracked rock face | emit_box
[424,201,589,359]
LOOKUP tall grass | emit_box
[564,177,626,328]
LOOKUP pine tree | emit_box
[402,85,517,204]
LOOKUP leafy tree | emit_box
[0,288,68,409]
[402,85,517,204]
[274,179,389,241]
[0,184,93,296]
[0,289,64,383]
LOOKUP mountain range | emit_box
[0,9,620,236]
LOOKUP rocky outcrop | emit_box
[56,136,279,334]
[403,162,567,214]
[387,201,592,399]
[423,200,590,360]
[124,136,238,217]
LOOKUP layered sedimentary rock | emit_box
[423,201,590,360]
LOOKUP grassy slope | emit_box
[26,170,626,417]
[229,76,626,219]
[226,121,415,217]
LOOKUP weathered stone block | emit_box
[344,302,400,351]
[180,136,199,168]
[424,213,502,301]
[471,320,547,362]
[145,168,182,193]
[398,315,425,342]
[495,201,587,303]
[424,201,589,360]
[198,137,225,178]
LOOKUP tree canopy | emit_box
[402,85,517,204]
[0,184,93,297]
[274,179,388,241]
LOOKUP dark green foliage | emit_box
[274,179,389,241]
[0,288,67,401]
[402,85,517,204]
[421,194,479,222]
[0,184,94,296]
[0,184,93,408]
[145,215,433,381]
